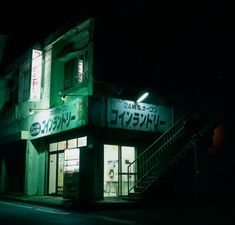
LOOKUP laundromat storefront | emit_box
[103,98,173,197]
[27,96,172,199]
[28,97,88,198]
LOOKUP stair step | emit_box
[127,109,220,198]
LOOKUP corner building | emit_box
[0,17,225,202]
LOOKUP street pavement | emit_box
[1,199,235,225]
[1,194,235,224]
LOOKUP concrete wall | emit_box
[79,130,103,200]
[25,140,46,195]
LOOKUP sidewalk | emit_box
[0,194,151,211]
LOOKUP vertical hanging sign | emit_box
[30,49,42,101]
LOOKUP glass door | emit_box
[48,152,64,195]
[103,144,136,197]
[103,145,119,197]
[48,137,86,197]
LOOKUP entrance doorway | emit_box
[103,144,136,197]
[48,152,64,195]
[48,137,86,196]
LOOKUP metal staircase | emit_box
[126,108,223,198]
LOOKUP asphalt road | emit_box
[1,200,235,225]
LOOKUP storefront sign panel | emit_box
[29,98,88,139]
[108,98,172,132]
[30,50,42,101]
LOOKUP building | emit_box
[0,17,226,202]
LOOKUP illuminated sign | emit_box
[29,98,88,139]
[64,148,80,172]
[30,49,42,101]
[107,98,172,132]
[78,59,83,83]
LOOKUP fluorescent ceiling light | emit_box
[136,92,149,103]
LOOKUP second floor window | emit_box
[64,50,88,89]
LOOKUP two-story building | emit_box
[0,17,225,202]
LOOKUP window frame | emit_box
[63,49,89,90]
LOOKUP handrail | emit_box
[133,109,193,160]
[127,107,211,196]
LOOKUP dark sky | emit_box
[0,0,234,88]
[1,1,232,48]
[1,1,148,45]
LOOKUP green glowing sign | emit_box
[29,97,88,139]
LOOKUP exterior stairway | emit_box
[126,107,223,199]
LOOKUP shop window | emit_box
[78,136,87,147]
[68,138,77,149]
[64,50,88,89]
[64,148,80,172]
[58,141,66,150]
[49,142,58,152]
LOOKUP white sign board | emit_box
[107,98,172,132]
[30,50,42,101]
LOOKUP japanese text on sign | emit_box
[29,98,87,139]
[30,50,42,101]
[108,98,172,132]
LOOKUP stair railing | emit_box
[127,109,204,196]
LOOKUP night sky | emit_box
[0,0,234,91]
